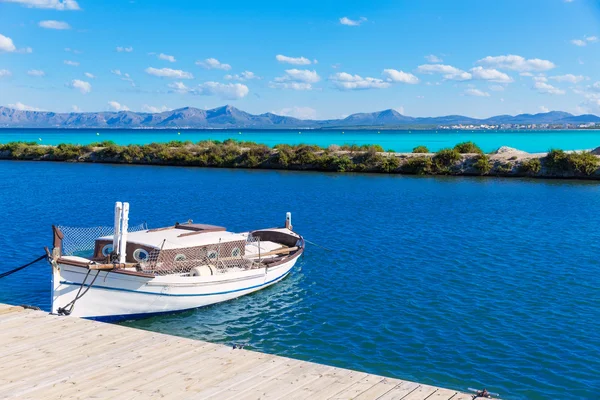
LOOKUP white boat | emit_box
[48,202,304,321]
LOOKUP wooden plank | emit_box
[427,388,463,399]
[183,354,293,399]
[286,367,367,400]
[352,378,406,400]
[329,374,386,399]
[233,361,334,400]
[376,381,421,400]
[0,304,471,400]
[400,385,439,400]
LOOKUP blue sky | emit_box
[1,0,600,119]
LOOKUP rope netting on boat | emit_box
[140,234,263,276]
[58,223,148,257]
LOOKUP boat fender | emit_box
[190,265,213,277]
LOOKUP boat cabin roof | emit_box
[99,224,249,250]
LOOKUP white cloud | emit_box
[0,34,17,52]
[329,72,391,90]
[539,106,549,113]
[549,74,585,83]
[275,54,312,65]
[425,55,442,63]
[72,105,80,112]
[464,88,490,97]
[224,71,258,81]
[0,69,11,77]
[271,69,320,90]
[39,20,70,29]
[534,81,565,95]
[84,72,95,78]
[477,54,555,72]
[69,79,91,94]
[274,69,320,83]
[339,16,367,26]
[416,64,472,81]
[195,58,231,70]
[142,104,170,113]
[27,69,45,76]
[1,0,80,10]
[382,69,419,84]
[276,106,317,119]
[64,47,81,54]
[145,67,193,79]
[64,60,79,66]
[269,82,313,90]
[168,81,190,93]
[158,53,176,62]
[571,36,598,47]
[116,46,133,53]
[8,101,42,111]
[469,66,513,83]
[110,69,122,76]
[108,101,129,111]
[196,82,249,99]
[489,85,505,92]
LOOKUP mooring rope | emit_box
[57,269,101,316]
[0,254,47,279]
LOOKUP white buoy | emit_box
[177,132,180,135]
[285,212,292,230]
[118,202,130,264]
[113,202,122,258]
[38,138,42,141]
[96,132,100,136]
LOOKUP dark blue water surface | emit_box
[0,160,598,400]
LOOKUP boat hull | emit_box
[52,256,298,321]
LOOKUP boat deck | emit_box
[0,303,473,399]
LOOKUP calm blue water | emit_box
[0,161,598,400]
[1,128,600,153]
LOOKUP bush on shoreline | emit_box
[1,140,599,179]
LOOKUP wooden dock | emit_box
[0,303,472,399]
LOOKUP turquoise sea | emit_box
[0,160,598,399]
[1,128,600,153]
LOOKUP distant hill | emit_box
[0,105,598,129]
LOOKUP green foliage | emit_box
[432,148,461,173]
[454,141,483,154]
[52,143,82,160]
[544,149,570,172]
[412,145,429,153]
[473,154,492,175]
[568,151,599,176]
[401,156,432,175]
[519,158,541,175]
[2,140,596,180]
[380,155,400,172]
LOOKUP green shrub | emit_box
[332,155,353,172]
[454,141,483,154]
[569,151,599,176]
[52,143,82,160]
[401,156,432,175]
[496,162,513,174]
[412,145,429,153]
[544,149,570,172]
[432,148,461,173]
[519,158,541,175]
[474,154,492,175]
[380,155,400,172]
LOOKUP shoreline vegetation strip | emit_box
[1,140,599,179]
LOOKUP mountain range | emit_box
[1,105,599,129]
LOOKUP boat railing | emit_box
[140,234,263,276]
[57,223,147,258]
